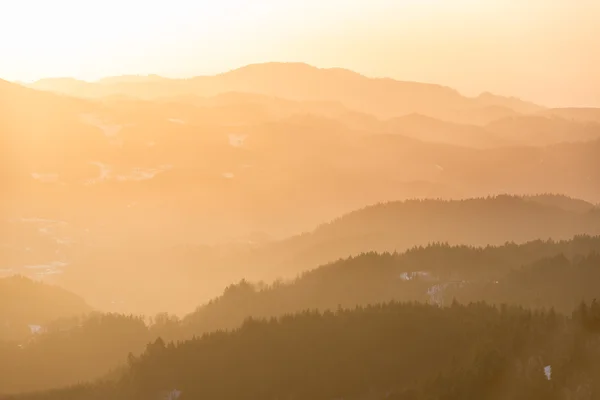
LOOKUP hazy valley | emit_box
[2,51,600,399]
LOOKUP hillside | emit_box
[2,236,600,394]
[524,194,598,214]
[5,4,600,400]
[4,194,598,317]
[198,195,600,282]
[0,313,148,394]
[4,78,600,316]
[0,276,91,342]
[6,301,600,400]
[19,195,595,316]
[181,236,600,337]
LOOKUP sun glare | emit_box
[1,0,467,82]
[0,1,599,104]
[1,0,279,81]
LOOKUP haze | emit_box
[2,1,600,399]
[2,0,600,106]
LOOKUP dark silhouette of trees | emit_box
[2,236,600,395]
[0,276,91,342]
[6,301,600,400]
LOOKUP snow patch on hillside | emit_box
[399,271,432,281]
[427,281,467,306]
[544,365,552,380]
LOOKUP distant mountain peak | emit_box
[20,62,548,121]
[219,62,364,80]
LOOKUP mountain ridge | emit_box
[23,62,544,122]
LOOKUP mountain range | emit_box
[2,64,600,316]
[27,63,543,122]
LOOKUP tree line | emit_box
[5,300,600,400]
[2,235,600,395]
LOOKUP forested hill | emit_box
[210,195,600,282]
[182,236,600,336]
[303,195,599,253]
[7,301,600,400]
[2,236,600,395]
[37,194,600,317]
[0,276,91,342]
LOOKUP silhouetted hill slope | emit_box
[8,302,600,400]
[181,236,600,336]
[119,303,579,400]
[27,63,544,122]
[0,276,91,342]
[448,253,600,313]
[215,196,600,281]
[66,194,600,316]
[524,194,597,214]
[2,237,600,394]
[6,194,598,317]
[5,79,600,315]
[0,313,148,394]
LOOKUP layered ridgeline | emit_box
[27,62,543,122]
[181,237,600,337]
[4,73,600,251]
[4,71,600,316]
[213,195,600,281]
[2,236,600,394]
[4,70,600,242]
[6,301,600,400]
[0,313,149,394]
[6,195,599,317]
[0,276,90,342]
[22,63,600,149]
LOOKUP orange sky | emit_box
[1,0,599,106]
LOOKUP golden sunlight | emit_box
[1,0,597,106]
[2,2,600,397]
